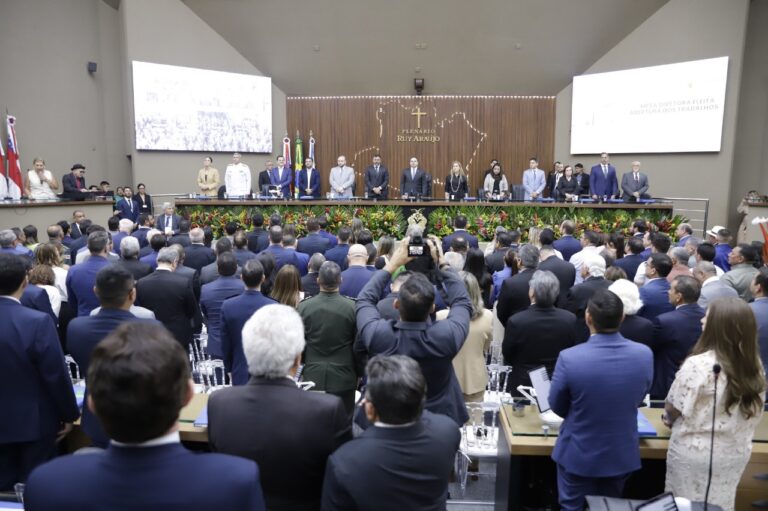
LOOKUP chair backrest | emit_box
[511,185,525,200]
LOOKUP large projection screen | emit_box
[570,57,729,154]
[132,61,272,153]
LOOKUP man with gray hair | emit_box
[111,218,134,257]
[66,231,112,316]
[115,236,151,281]
[136,247,199,350]
[497,244,540,326]
[503,270,577,395]
[683,236,701,269]
[676,222,693,247]
[666,246,692,282]
[301,253,326,297]
[44,224,71,265]
[155,202,180,235]
[0,228,33,259]
[208,304,351,511]
[693,260,738,309]
[443,251,464,271]
[564,253,612,342]
[321,355,460,510]
[184,227,216,271]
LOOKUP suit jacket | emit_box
[168,233,191,248]
[257,170,272,192]
[136,270,198,349]
[441,229,479,253]
[301,273,320,297]
[613,253,645,282]
[246,228,270,254]
[555,176,581,201]
[297,233,331,256]
[132,226,151,248]
[321,411,459,511]
[21,284,57,324]
[550,333,652,477]
[115,198,140,222]
[134,193,152,214]
[538,255,576,306]
[324,244,350,271]
[69,221,83,240]
[234,248,257,268]
[522,168,546,200]
[329,166,355,197]
[286,248,309,276]
[263,245,299,272]
[751,298,768,373]
[619,314,655,347]
[209,377,350,511]
[575,172,590,196]
[485,248,508,274]
[200,276,245,358]
[67,309,154,447]
[339,266,375,299]
[184,244,216,271]
[200,260,243,285]
[61,173,86,196]
[270,167,293,197]
[564,276,613,343]
[496,269,536,328]
[318,229,337,249]
[553,235,582,263]
[220,290,277,385]
[503,305,577,395]
[356,269,472,425]
[638,278,674,321]
[66,255,111,316]
[399,168,429,197]
[25,443,266,511]
[650,303,705,398]
[589,164,619,198]
[0,299,78,444]
[115,258,152,281]
[297,168,321,197]
[155,213,181,235]
[364,165,389,198]
[621,171,650,200]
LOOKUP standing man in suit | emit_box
[67,266,157,447]
[399,157,429,198]
[317,215,337,248]
[750,270,768,371]
[135,248,199,351]
[329,155,355,198]
[200,252,244,360]
[0,254,79,491]
[356,237,472,426]
[301,254,325,297]
[322,355,459,511]
[364,154,389,199]
[270,155,292,198]
[675,223,694,247]
[485,231,513,274]
[324,227,352,270]
[247,212,270,254]
[257,160,273,194]
[168,219,192,247]
[539,239,576,306]
[613,237,646,282]
[155,202,181,236]
[564,254,612,343]
[209,303,351,511]
[66,231,112,316]
[61,163,88,199]
[441,214,479,253]
[224,152,252,197]
[522,157,546,201]
[115,236,152,282]
[263,226,299,271]
[339,244,375,299]
[573,163,590,196]
[220,260,277,385]
[589,152,619,200]
[638,253,675,321]
[497,244,539,327]
[131,213,153,248]
[693,261,738,309]
[69,210,86,240]
[620,161,650,201]
[25,322,267,511]
[111,219,133,257]
[183,228,216,271]
[553,220,582,262]
[550,290,653,511]
[115,186,139,222]
[297,217,331,256]
[297,157,321,198]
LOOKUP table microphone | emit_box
[704,363,721,511]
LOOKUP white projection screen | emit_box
[132,61,272,152]
[570,57,729,154]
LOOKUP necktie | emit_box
[603,165,608,178]
[375,166,379,174]
[205,171,208,183]
[166,217,170,228]
[635,173,639,183]
[129,200,133,212]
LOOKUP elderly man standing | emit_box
[224,152,251,197]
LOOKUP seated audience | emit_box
[638,253,675,320]
[721,243,760,301]
[608,278,654,346]
[200,252,245,360]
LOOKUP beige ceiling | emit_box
[179,0,668,96]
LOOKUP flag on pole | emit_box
[0,134,7,198]
[6,115,23,200]
[282,134,292,197]
[308,131,315,162]
[294,131,303,198]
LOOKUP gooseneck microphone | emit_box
[704,363,721,511]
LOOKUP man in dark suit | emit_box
[257,160,273,194]
[136,247,199,351]
[317,215,337,249]
[0,254,79,491]
[131,213,154,248]
[66,231,112,316]
[301,254,325,297]
[155,202,181,236]
[620,161,650,201]
[263,226,299,272]
[209,302,350,511]
[399,157,430,197]
[441,214,479,253]
[573,163,590,196]
[364,154,389,199]
[564,253,612,343]
[339,244,375,298]
[20,279,58,324]
[322,355,459,511]
[168,219,192,247]
[638,253,675,321]
[247,212,270,254]
[66,219,92,256]
[25,322,266,511]
[297,217,331,256]
[168,244,202,303]
[675,223,693,248]
[110,219,133,257]
[233,231,257,267]
[115,186,139,222]
[751,270,768,371]
[114,236,151,281]
[68,210,86,240]
[356,237,472,426]
[297,157,321,198]
[61,163,88,199]
[589,152,619,200]
[200,253,244,360]
[613,236,646,282]
[553,220,582,262]
[139,231,166,270]
[550,290,653,511]
[539,241,576,307]
[649,275,705,399]
[503,270,577,395]
[324,227,352,270]
[200,238,242,285]
[283,235,309,275]
[497,244,539,327]
[220,260,277,385]
[485,231,512,274]
[375,271,411,321]
[184,227,216,271]
[67,266,156,447]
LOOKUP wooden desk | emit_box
[178,394,209,443]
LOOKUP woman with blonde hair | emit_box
[663,297,765,510]
[270,264,304,308]
[444,161,468,201]
[437,271,492,402]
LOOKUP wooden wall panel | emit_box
[286,96,555,198]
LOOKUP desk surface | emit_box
[178,394,209,442]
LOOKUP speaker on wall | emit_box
[87,61,98,74]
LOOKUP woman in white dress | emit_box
[663,297,765,511]
[23,157,59,200]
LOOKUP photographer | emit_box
[355,235,473,426]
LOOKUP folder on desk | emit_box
[194,406,208,428]
[637,410,657,437]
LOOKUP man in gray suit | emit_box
[693,261,737,309]
[621,161,650,201]
[329,155,355,198]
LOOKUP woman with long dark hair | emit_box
[463,247,492,308]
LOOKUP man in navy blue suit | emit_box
[440,214,479,253]
[263,226,299,271]
[321,355,459,511]
[297,217,331,256]
[649,275,705,399]
[115,186,139,222]
[67,265,156,447]
[550,290,653,511]
[0,254,79,491]
[283,234,309,276]
[25,321,266,510]
[553,220,582,262]
[589,152,619,200]
[220,259,277,385]
[270,155,292,198]
[297,157,321,198]
[639,253,675,321]
[66,231,112,316]
[339,244,375,298]
[364,154,389,199]
[200,252,245,360]
[750,270,768,371]
[613,236,646,282]
[317,216,338,248]
[324,227,352,270]
[20,278,57,324]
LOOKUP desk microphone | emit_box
[704,363,721,511]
